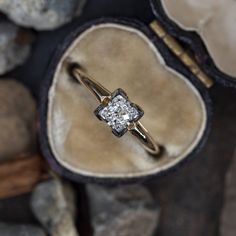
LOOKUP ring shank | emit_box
[72,65,111,103]
[128,122,160,155]
[70,63,161,156]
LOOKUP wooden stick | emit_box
[0,154,50,199]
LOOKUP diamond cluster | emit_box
[95,89,143,136]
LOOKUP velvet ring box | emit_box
[39,0,235,184]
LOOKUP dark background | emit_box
[1,1,236,236]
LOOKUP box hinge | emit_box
[150,20,214,88]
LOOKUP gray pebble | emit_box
[0,22,31,74]
[0,80,36,122]
[0,223,46,236]
[87,184,159,236]
[0,80,36,161]
[31,179,79,236]
[0,117,32,160]
[0,0,87,30]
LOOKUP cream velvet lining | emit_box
[161,0,236,78]
[47,23,207,178]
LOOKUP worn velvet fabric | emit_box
[47,23,207,178]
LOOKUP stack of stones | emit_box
[0,1,83,235]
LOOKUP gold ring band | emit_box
[69,63,161,156]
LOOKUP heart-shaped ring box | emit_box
[39,0,236,184]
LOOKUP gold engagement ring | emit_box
[69,63,161,156]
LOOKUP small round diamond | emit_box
[129,107,139,120]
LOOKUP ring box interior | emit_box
[40,0,235,183]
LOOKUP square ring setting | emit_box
[94,89,144,137]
